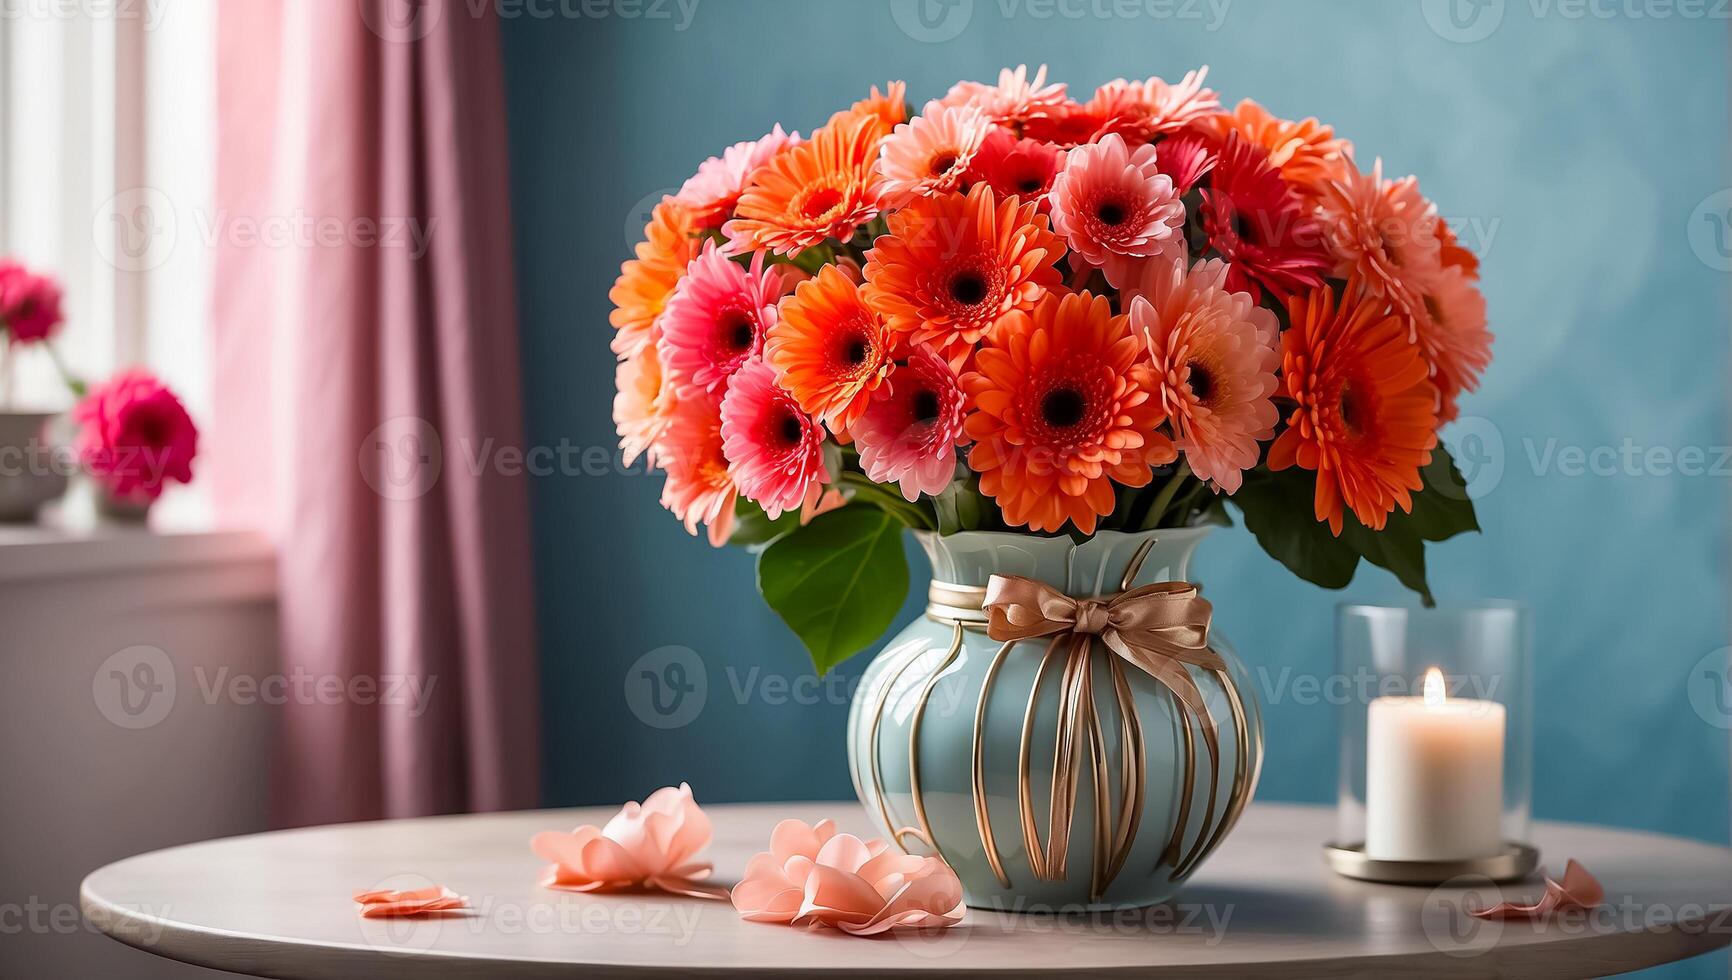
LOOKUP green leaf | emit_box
[1404,448,1481,542]
[1342,515,1432,606]
[1228,468,1360,590]
[728,498,798,550]
[756,504,910,675]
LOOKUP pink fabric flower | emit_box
[852,346,966,501]
[658,243,784,397]
[1127,257,1279,493]
[530,783,728,900]
[0,259,65,344]
[673,125,802,228]
[876,102,992,207]
[966,127,1065,210]
[731,818,965,936]
[72,369,198,503]
[720,358,828,519]
[656,392,738,547]
[1048,133,1185,289]
[354,886,469,918]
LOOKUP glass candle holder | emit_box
[1330,602,1534,882]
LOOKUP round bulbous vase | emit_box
[846,527,1262,912]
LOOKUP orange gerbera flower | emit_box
[722,117,884,258]
[826,81,908,145]
[1269,284,1438,535]
[1414,265,1492,424]
[861,183,1063,368]
[609,200,698,358]
[765,264,895,431]
[1198,99,1353,198]
[961,291,1175,534]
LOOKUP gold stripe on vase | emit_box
[892,565,1254,904]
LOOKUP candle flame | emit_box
[1423,667,1446,706]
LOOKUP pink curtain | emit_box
[211,0,541,825]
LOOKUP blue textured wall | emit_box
[502,0,1728,935]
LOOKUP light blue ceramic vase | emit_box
[846,527,1262,912]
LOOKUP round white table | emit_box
[82,802,1732,978]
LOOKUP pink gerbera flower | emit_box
[658,243,784,397]
[877,103,992,207]
[852,345,967,501]
[720,359,828,518]
[1414,265,1492,423]
[965,127,1065,209]
[1126,258,1279,493]
[1048,133,1185,288]
[1154,131,1218,195]
[937,64,1068,132]
[1198,133,1331,303]
[0,260,65,344]
[1086,67,1219,143]
[656,392,737,546]
[672,125,802,228]
[72,369,199,503]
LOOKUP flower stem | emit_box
[1139,461,1193,530]
[44,342,85,398]
[839,471,933,530]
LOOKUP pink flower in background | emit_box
[1127,258,1280,494]
[876,102,992,206]
[731,817,965,935]
[1085,67,1219,142]
[1153,131,1218,196]
[937,64,1067,130]
[1048,133,1186,289]
[0,259,65,344]
[530,784,728,899]
[73,369,198,502]
[719,359,827,519]
[852,346,966,502]
[658,243,783,397]
[673,125,802,228]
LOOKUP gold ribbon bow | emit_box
[981,574,1226,889]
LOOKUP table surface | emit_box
[82,802,1732,979]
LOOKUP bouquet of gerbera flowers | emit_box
[612,65,1488,672]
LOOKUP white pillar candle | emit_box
[1365,668,1505,862]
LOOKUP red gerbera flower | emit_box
[1197,133,1331,303]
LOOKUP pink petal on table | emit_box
[353,886,469,918]
[1469,860,1604,921]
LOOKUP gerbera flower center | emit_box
[949,271,989,306]
[1338,381,1365,435]
[1095,199,1128,227]
[799,186,844,221]
[1187,362,1215,403]
[1041,386,1088,428]
[911,388,941,424]
[1016,170,1046,195]
[717,308,757,354]
[928,151,959,177]
[769,408,805,449]
[1423,294,1444,324]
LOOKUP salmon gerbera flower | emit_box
[609,199,699,359]
[1198,133,1331,303]
[862,183,1063,368]
[853,345,968,501]
[719,359,829,519]
[659,243,784,397]
[966,127,1065,210]
[723,116,884,257]
[1414,265,1491,423]
[1048,133,1186,289]
[614,343,675,467]
[657,392,737,547]
[1085,67,1219,143]
[766,264,895,431]
[962,291,1175,534]
[877,102,992,207]
[1126,257,1279,494]
[1268,284,1439,535]
[937,64,1069,133]
[1316,159,1444,319]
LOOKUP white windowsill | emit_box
[0,498,275,585]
